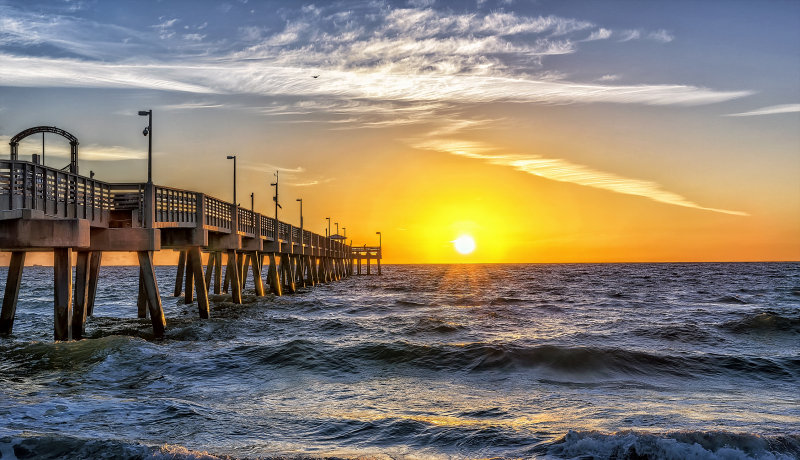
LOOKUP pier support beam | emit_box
[137,268,149,318]
[251,252,265,296]
[188,247,210,318]
[204,252,214,293]
[281,254,296,294]
[174,249,187,297]
[0,251,26,334]
[239,253,248,291]
[268,253,282,296]
[86,251,102,316]
[53,248,72,341]
[72,251,91,339]
[137,251,166,339]
[185,250,194,304]
[214,252,222,294]
[227,250,242,304]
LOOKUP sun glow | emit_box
[453,235,476,255]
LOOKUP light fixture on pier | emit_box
[138,110,152,183]
[226,155,236,210]
[296,198,303,230]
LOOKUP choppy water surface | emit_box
[1,263,799,459]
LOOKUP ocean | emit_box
[0,262,798,459]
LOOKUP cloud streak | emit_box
[725,104,800,117]
[413,139,748,216]
[0,53,751,107]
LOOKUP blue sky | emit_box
[1,0,798,261]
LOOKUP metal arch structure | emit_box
[9,126,80,174]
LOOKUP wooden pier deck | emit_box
[0,153,381,341]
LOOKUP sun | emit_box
[453,235,476,255]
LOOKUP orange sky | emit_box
[1,2,799,264]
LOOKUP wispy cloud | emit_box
[412,138,748,216]
[0,53,751,107]
[725,104,800,117]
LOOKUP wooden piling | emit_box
[268,252,282,296]
[282,254,296,294]
[188,247,210,318]
[223,256,230,293]
[251,252,265,296]
[204,251,214,293]
[86,251,102,316]
[72,251,90,339]
[174,249,187,297]
[53,248,72,341]
[0,251,26,334]
[227,249,242,304]
[137,251,166,339]
[238,252,247,291]
[185,249,194,304]
[137,268,149,318]
[377,258,381,276]
[214,252,222,294]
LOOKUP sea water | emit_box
[0,263,798,459]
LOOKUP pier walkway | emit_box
[0,126,381,341]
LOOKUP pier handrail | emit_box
[1,159,349,253]
[1,159,111,225]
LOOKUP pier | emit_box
[0,125,381,341]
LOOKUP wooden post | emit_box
[227,249,242,304]
[174,249,186,297]
[268,253,282,296]
[214,252,222,294]
[367,255,371,275]
[188,247,210,318]
[223,256,230,293]
[53,248,72,341]
[137,268,149,318]
[86,251,102,316]
[238,252,247,291]
[358,257,361,275]
[72,251,91,339]
[280,254,295,293]
[251,252,265,296]
[137,251,166,339]
[204,251,214,293]
[185,250,194,304]
[241,253,250,291]
[377,257,381,275]
[0,251,26,334]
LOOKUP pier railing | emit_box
[1,159,111,226]
[1,160,350,254]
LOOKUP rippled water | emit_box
[1,263,799,459]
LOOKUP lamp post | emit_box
[251,192,254,215]
[138,110,152,183]
[335,222,339,237]
[296,198,303,229]
[342,227,346,239]
[376,231,381,249]
[226,155,236,208]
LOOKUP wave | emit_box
[721,312,800,334]
[539,430,800,460]
[633,323,723,345]
[217,340,799,380]
[0,435,226,460]
[3,429,798,460]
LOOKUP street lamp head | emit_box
[138,110,150,116]
[226,155,235,159]
[376,231,381,235]
[296,198,302,202]
[142,127,149,136]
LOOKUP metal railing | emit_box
[1,159,347,253]
[1,160,111,226]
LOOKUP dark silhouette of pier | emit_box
[0,125,382,341]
